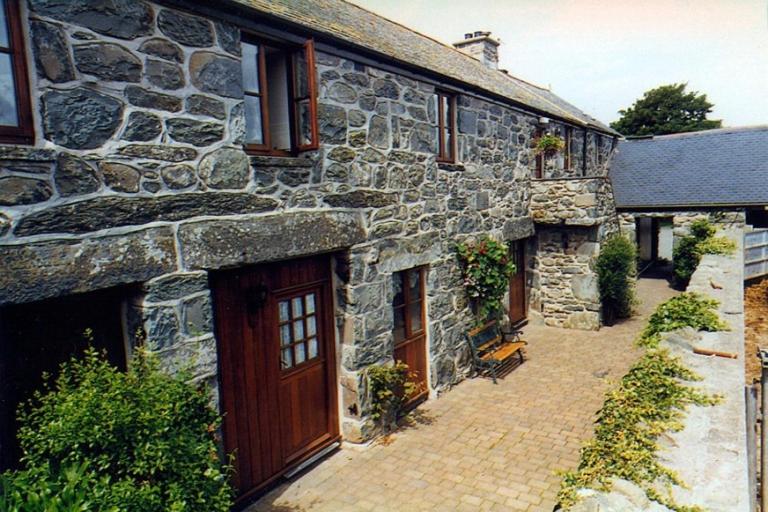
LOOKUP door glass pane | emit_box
[282,348,293,369]
[296,98,312,147]
[392,272,405,307]
[242,42,260,93]
[305,293,315,314]
[408,270,422,302]
[293,48,309,98]
[306,315,316,336]
[278,300,290,322]
[393,306,406,343]
[280,324,291,346]
[308,337,318,359]
[244,95,263,145]
[0,53,18,127]
[408,302,423,333]
[291,297,303,317]
[293,319,304,340]
[0,0,8,48]
[295,343,306,364]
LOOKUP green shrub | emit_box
[1,347,233,512]
[673,219,735,287]
[596,235,637,324]
[558,349,719,512]
[366,362,416,430]
[456,236,516,321]
[638,292,728,348]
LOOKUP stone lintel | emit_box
[178,211,366,271]
[0,227,177,306]
[502,216,535,241]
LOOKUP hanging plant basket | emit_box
[535,133,565,157]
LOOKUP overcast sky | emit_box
[349,0,768,127]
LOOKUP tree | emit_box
[610,83,722,136]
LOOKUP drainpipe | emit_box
[759,348,768,512]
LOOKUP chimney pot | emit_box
[453,31,500,70]
[464,33,472,39]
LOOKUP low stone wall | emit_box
[571,229,750,511]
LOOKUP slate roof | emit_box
[225,0,618,135]
[610,126,768,208]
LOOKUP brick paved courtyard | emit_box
[247,278,677,512]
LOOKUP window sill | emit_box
[437,162,465,172]
[249,154,315,168]
[0,145,55,161]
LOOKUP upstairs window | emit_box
[433,91,456,162]
[241,38,318,154]
[0,0,33,144]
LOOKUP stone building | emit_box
[610,126,768,269]
[0,0,619,501]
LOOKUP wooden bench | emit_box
[466,320,527,384]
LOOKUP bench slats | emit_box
[480,341,526,362]
[476,335,502,353]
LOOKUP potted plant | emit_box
[535,133,565,157]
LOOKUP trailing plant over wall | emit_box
[596,235,637,324]
[535,133,566,156]
[637,292,728,348]
[366,362,416,431]
[673,219,736,288]
[559,292,727,511]
[557,349,719,512]
[1,347,233,512]
[456,237,516,321]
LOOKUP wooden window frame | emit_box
[533,127,543,179]
[0,0,33,145]
[242,36,318,156]
[393,267,426,346]
[435,91,456,163]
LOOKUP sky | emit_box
[349,0,768,127]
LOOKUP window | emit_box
[433,91,456,162]
[241,37,318,154]
[563,126,572,170]
[277,291,320,370]
[0,0,33,144]
[392,268,426,345]
[533,127,543,179]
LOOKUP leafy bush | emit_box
[1,347,233,512]
[366,362,416,430]
[637,292,728,348]
[535,133,566,155]
[673,219,735,287]
[558,349,719,512]
[456,237,516,321]
[596,235,637,324]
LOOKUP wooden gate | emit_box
[212,256,339,503]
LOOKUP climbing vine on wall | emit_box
[456,236,516,321]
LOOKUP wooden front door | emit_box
[508,241,527,325]
[212,256,339,503]
[392,267,428,403]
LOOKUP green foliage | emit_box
[456,237,516,321]
[596,235,637,323]
[366,362,416,429]
[673,219,735,287]
[637,292,728,348]
[535,133,566,155]
[557,349,719,512]
[1,347,233,512]
[610,83,722,136]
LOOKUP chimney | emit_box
[453,31,500,69]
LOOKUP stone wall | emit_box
[570,230,749,511]
[0,0,618,442]
[531,177,617,226]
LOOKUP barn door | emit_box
[212,256,339,502]
[508,241,527,325]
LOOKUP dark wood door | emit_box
[212,256,339,503]
[508,241,527,325]
[393,267,428,402]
